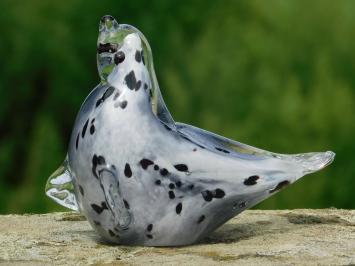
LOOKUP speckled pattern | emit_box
[46,15,335,246]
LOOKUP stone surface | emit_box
[0,209,354,265]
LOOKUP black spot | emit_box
[124,163,132,178]
[215,147,230,153]
[197,215,205,224]
[97,42,118,54]
[125,71,137,90]
[95,98,103,107]
[155,180,161,185]
[146,234,153,239]
[94,221,101,226]
[160,168,169,176]
[201,190,213,202]
[181,135,192,142]
[123,199,130,209]
[169,183,175,189]
[181,135,205,149]
[270,180,290,193]
[101,202,108,210]
[154,165,159,171]
[90,124,95,135]
[176,181,182,188]
[92,155,98,178]
[92,154,98,165]
[82,119,89,138]
[114,51,125,65]
[244,175,259,186]
[140,158,154,170]
[103,86,115,100]
[79,185,84,196]
[188,184,194,190]
[193,148,197,152]
[96,86,115,107]
[92,154,106,178]
[214,188,225,199]
[108,230,115,237]
[164,124,172,131]
[174,164,189,172]
[197,144,206,149]
[135,80,141,91]
[169,191,175,199]
[144,83,148,90]
[75,133,80,150]
[176,203,182,214]
[141,50,145,65]
[147,224,153,232]
[97,156,106,165]
[91,202,108,214]
[120,100,127,109]
[135,50,142,63]
[113,92,120,100]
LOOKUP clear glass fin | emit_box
[45,157,79,211]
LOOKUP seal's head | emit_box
[97,15,149,82]
[96,15,175,126]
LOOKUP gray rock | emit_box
[0,209,354,265]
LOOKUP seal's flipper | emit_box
[45,157,79,211]
[96,165,132,231]
[281,151,335,175]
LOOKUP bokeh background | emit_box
[0,0,354,214]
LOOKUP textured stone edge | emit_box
[0,209,354,265]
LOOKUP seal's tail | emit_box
[284,151,335,175]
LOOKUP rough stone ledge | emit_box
[0,209,354,265]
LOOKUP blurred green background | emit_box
[0,0,354,214]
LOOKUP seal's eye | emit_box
[114,51,125,65]
[97,43,118,54]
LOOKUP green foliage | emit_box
[0,0,354,213]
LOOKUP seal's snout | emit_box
[100,15,115,23]
[99,15,119,32]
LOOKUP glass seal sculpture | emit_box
[46,15,335,246]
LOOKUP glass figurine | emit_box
[46,15,335,246]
